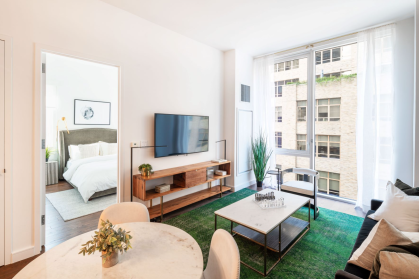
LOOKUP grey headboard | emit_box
[58,128,117,179]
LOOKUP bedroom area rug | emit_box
[46,189,116,221]
[164,188,364,279]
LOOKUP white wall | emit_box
[46,53,119,131]
[393,17,415,185]
[0,0,223,263]
[223,49,255,191]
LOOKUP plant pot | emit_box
[102,251,119,268]
[46,157,49,162]
[256,181,263,188]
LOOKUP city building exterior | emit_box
[273,43,358,200]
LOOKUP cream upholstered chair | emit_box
[280,168,320,220]
[202,229,240,279]
[98,202,150,228]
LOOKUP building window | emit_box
[274,79,300,97]
[316,98,341,121]
[274,59,300,72]
[316,70,352,79]
[318,171,340,195]
[275,81,283,97]
[297,134,306,150]
[315,47,342,65]
[316,135,340,159]
[275,107,282,122]
[297,101,307,121]
[275,132,282,148]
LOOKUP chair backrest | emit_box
[203,229,240,279]
[288,168,318,176]
[98,202,150,229]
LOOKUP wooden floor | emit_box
[0,183,364,278]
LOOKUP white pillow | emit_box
[77,143,100,159]
[99,142,117,156]
[402,232,419,242]
[368,181,419,232]
[68,145,81,160]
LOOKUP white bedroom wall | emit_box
[0,0,223,263]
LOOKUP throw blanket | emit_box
[370,242,419,279]
[63,154,117,203]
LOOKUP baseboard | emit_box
[230,179,256,192]
[11,246,37,263]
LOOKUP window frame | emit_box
[315,98,341,121]
[275,106,282,122]
[315,135,341,159]
[318,171,340,195]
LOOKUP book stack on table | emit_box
[155,184,171,193]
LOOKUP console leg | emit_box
[160,196,163,222]
[219,178,223,198]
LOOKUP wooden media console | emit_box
[133,161,231,220]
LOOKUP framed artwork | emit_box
[74,99,111,125]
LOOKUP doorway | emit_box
[40,52,120,250]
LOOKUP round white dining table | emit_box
[14,222,203,279]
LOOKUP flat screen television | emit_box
[154,113,209,158]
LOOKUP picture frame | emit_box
[74,99,111,125]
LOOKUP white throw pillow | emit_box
[368,181,419,232]
[68,145,81,160]
[99,141,117,156]
[77,143,100,159]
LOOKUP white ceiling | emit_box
[101,0,415,56]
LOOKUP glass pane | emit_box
[319,178,327,191]
[315,42,358,199]
[274,57,307,151]
[332,48,341,62]
[315,51,321,65]
[318,142,328,157]
[329,136,340,142]
[297,134,306,140]
[318,99,328,105]
[329,143,340,158]
[329,180,340,191]
[275,132,282,148]
[279,62,284,71]
[329,172,340,179]
[323,50,331,63]
[318,171,328,178]
[330,105,340,118]
[330,98,341,104]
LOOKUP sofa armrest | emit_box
[335,270,363,279]
[371,199,383,211]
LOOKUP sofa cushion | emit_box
[348,219,412,271]
[395,179,419,196]
[369,242,419,279]
[344,210,377,279]
[368,181,419,232]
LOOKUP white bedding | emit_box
[63,154,117,203]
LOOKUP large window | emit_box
[318,171,340,195]
[316,98,341,121]
[297,134,306,150]
[316,135,340,159]
[275,106,282,122]
[316,47,342,65]
[275,132,282,148]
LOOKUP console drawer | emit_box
[174,168,206,188]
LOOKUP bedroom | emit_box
[44,53,119,249]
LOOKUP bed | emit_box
[58,128,117,202]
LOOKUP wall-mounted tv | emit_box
[154,113,209,158]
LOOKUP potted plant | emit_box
[45,147,55,162]
[79,219,133,268]
[251,131,273,188]
[138,163,153,177]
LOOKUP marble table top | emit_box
[14,222,203,279]
[215,189,310,234]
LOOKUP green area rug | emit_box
[164,188,363,278]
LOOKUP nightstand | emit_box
[46,161,58,185]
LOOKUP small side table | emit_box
[46,161,58,185]
[266,168,282,191]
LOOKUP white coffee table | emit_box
[214,189,311,276]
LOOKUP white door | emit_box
[0,39,5,266]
